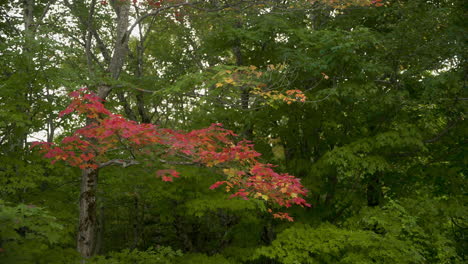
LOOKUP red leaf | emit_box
[162,176,173,182]
[209,181,226,190]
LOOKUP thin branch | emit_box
[65,33,105,70]
[99,159,140,168]
[35,0,57,29]
[424,118,461,143]
[127,2,205,36]
[303,94,331,103]
[63,0,111,63]
[98,158,197,169]
[92,29,112,63]
[0,7,21,36]
[159,159,197,166]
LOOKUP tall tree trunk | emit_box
[367,174,382,207]
[132,196,139,249]
[232,21,253,139]
[325,173,337,205]
[95,205,105,254]
[23,0,34,33]
[134,20,151,123]
[19,0,34,152]
[77,168,99,259]
[77,1,131,260]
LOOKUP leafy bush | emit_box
[0,200,77,264]
[88,246,182,264]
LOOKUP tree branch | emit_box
[99,159,140,168]
[159,159,197,166]
[126,1,202,36]
[35,0,57,30]
[63,0,111,63]
[424,118,461,143]
[98,158,197,169]
[86,0,97,76]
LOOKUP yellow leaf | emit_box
[224,78,234,84]
[223,168,237,177]
[216,82,223,88]
[249,65,257,70]
[291,193,298,198]
[261,194,269,200]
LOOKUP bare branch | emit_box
[36,0,57,28]
[159,159,197,166]
[99,159,140,168]
[98,158,197,169]
[424,118,461,143]
[63,0,111,63]
[127,1,202,36]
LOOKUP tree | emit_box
[47,0,378,259]
[33,88,311,259]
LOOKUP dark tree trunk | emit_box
[132,196,140,249]
[95,205,104,254]
[325,173,338,205]
[77,168,99,259]
[367,174,383,207]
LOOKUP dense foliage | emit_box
[1,0,466,263]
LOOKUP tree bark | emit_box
[77,1,131,260]
[23,0,34,32]
[77,168,99,259]
[95,205,104,254]
[108,1,131,80]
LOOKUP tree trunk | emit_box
[77,168,99,260]
[95,205,104,254]
[325,173,337,205]
[23,0,34,32]
[108,1,130,80]
[232,22,253,139]
[77,2,131,259]
[367,174,382,207]
[132,196,139,249]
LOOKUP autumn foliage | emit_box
[33,89,310,221]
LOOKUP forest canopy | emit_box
[0,0,466,263]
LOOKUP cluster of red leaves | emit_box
[284,89,307,104]
[156,169,180,182]
[371,0,384,7]
[33,89,310,220]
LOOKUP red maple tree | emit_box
[33,88,310,221]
